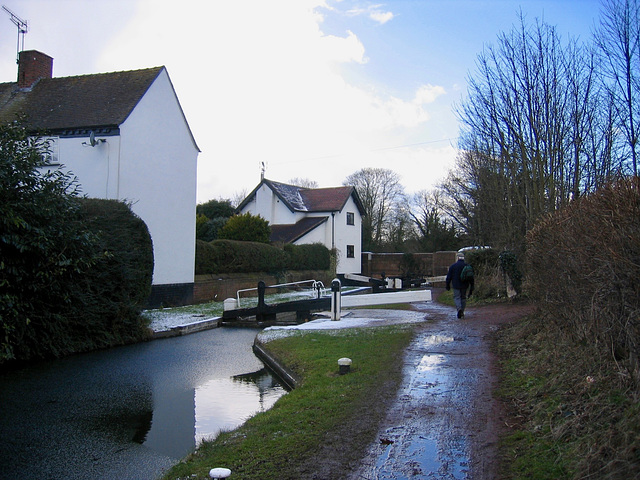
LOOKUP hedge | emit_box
[72,198,154,343]
[283,243,331,271]
[4,198,154,363]
[195,240,331,274]
[526,177,640,383]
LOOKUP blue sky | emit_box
[0,0,602,203]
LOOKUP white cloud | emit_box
[321,30,367,64]
[346,3,395,25]
[414,84,447,105]
[94,0,448,202]
[369,9,394,24]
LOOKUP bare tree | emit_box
[288,177,319,189]
[453,13,619,250]
[595,0,640,176]
[344,168,405,251]
[409,189,459,252]
[230,189,248,208]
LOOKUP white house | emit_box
[0,50,200,307]
[237,179,365,274]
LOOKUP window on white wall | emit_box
[42,136,60,166]
[347,212,354,225]
[347,245,354,258]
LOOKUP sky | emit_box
[0,0,603,203]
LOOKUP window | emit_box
[42,136,60,166]
[346,212,354,225]
[346,245,354,258]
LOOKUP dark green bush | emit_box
[195,241,332,274]
[1,123,97,362]
[196,198,235,219]
[197,215,228,242]
[195,239,218,274]
[197,239,288,274]
[4,198,154,363]
[284,243,331,271]
[72,198,154,343]
[219,213,271,243]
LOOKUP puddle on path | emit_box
[422,335,455,346]
[351,318,473,480]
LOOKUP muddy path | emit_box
[348,296,534,480]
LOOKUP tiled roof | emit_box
[270,216,328,243]
[259,179,364,214]
[300,187,354,212]
[0,67,164,132]
[266,180,307,211]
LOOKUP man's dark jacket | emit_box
[446,259,474,293]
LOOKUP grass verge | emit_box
[162,324,415,480]
[496,314,640,479]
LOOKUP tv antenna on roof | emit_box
[2,5,28,63]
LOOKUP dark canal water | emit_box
[0,327,286,480]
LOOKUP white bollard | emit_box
[338,357,352,375]
[223,298,237,311]
[209,467,232,478]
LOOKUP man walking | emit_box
[446,252,474,318]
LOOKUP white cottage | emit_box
[0,50,200,307]
[237,179,365,274]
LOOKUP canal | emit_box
[0,327,286,480]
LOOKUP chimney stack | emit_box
[17,50,53,89]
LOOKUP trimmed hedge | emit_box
[195,240,331,274]
[73,198,154,341]
[283,243,331,271]
[4,198,154,363]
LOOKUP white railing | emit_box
[236,279,327,308]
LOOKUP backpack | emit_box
[460,264,474,282]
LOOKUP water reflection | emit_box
[417,354,446,371]
[0,327,288,480]
[422,335,454,346]
[130,369,287,459]
[195,369,286,444]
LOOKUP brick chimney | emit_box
[17,50,53,89]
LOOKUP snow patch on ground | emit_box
[256,309,428,343]
[144,310,220,333]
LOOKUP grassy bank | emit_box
[163,324,415,480]
[496,315,640,479]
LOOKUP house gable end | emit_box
[149,68,200,152]
[236,179,302,214]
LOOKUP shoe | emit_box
[457,310,462,319]
[461,311,465,318]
